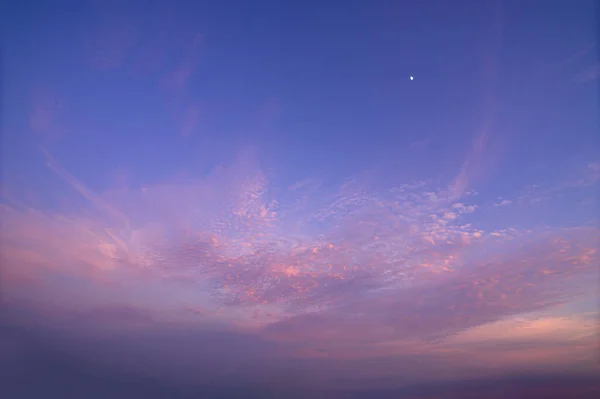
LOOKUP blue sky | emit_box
[1,0,599,395]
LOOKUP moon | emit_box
[410,76,414,81]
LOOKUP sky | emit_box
[1,0,599,398]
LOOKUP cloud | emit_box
[160,32,203,92]
[446,5,505,202]
[5,150,597,316]
[179,102,201,138]
[539,43,596,81]
[575,63,600,82]
[29,88,69,142]
[447,311,597,346]
[452,202,478,213]
[39,147,130,228]
[493,199,512,207]
[499,160,600,206]
[0,205,122,284]
[262,226,597,342]
[410,138,430,151]
[6,1,598,392]
[4,305,597,395]
[2,146,598,388]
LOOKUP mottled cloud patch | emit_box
[261,226,597,343]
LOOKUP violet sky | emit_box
[1,0,599,396]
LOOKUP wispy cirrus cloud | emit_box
[29,87,69,143]
[511,160,600,205]
[575,62,600,82]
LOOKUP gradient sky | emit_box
[1,0,599,397]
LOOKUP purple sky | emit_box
[1,0,599,397]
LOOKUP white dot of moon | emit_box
[410,76,414,80]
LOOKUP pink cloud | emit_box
[2,145,598,387]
